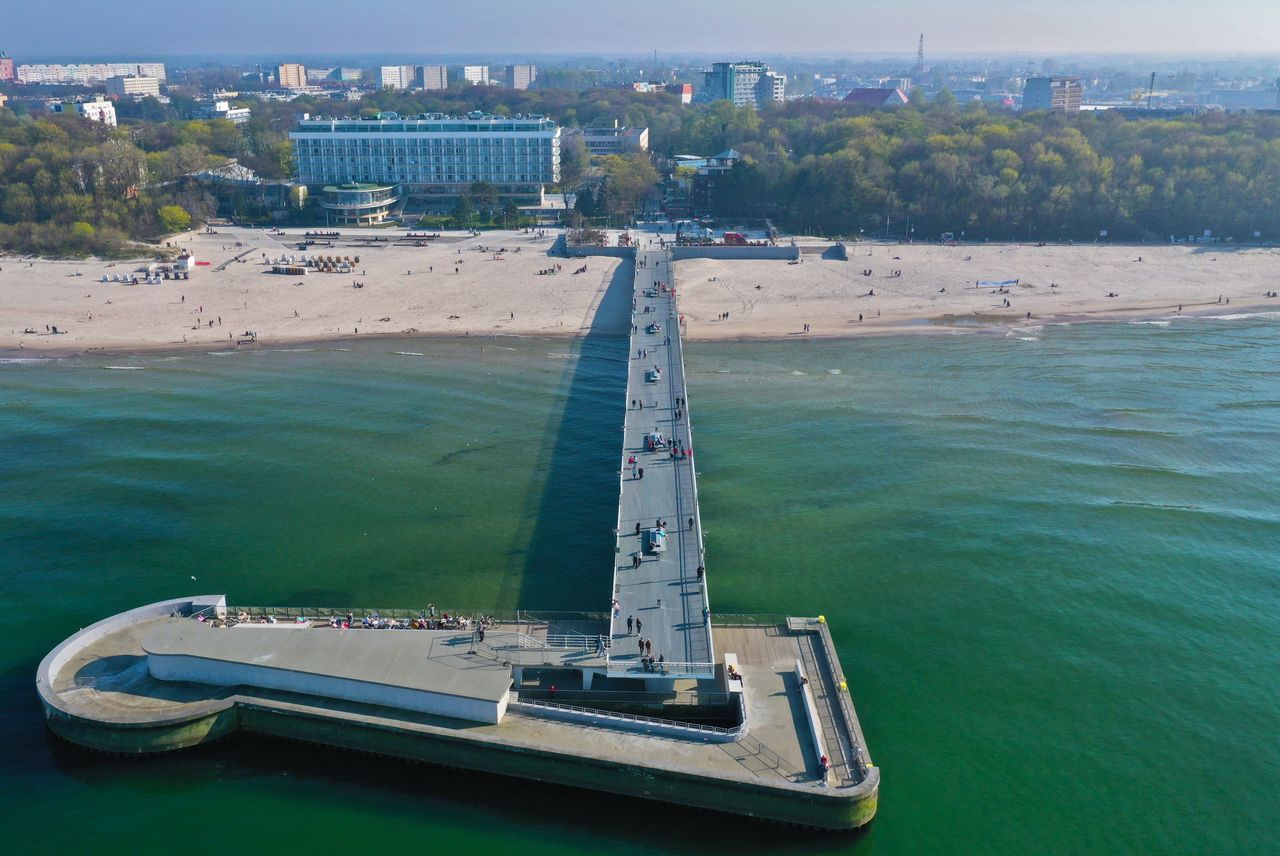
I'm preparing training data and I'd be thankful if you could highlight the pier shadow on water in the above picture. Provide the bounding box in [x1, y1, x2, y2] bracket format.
[497, 258, 634, 612]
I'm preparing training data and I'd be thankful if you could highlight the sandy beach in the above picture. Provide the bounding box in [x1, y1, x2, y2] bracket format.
[2, 227, 1277, 355]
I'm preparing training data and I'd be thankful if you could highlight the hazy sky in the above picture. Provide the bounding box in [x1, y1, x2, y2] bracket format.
[7, 0, 1280, 58]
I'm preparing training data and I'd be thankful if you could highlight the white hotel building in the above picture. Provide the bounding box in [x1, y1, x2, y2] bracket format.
[290, 112, 560, 205]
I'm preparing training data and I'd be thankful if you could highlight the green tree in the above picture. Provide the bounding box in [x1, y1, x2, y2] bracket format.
[157, 204, 192, 234]
[451, 194, 474, 228]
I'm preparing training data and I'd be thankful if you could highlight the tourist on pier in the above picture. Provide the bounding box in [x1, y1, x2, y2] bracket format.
[635, 618, 642, 634]
[627, 615, 634, 634]
[638, 638, 645, 654]
[697, 565, 704, 580]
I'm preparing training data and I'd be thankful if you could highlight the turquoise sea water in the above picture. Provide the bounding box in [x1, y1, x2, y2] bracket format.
[1, 319, 1277, 854]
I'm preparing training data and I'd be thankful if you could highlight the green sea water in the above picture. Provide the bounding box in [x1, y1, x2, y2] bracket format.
[1, 318, 1277, 854]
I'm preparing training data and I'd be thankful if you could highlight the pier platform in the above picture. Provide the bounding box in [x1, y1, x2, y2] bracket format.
[37, 597, 877, 829]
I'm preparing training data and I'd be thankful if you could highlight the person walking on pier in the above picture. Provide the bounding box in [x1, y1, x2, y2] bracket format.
[688, 517, 695, 530]
[638, 637, 645, 655]
[627, 615, 634, 634]
[635, 617, 642, 634]
[645, 639, 652, 655]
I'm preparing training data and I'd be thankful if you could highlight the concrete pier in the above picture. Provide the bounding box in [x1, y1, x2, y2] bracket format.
[35, 244, 879, 829]
[610, 248, 712, 676]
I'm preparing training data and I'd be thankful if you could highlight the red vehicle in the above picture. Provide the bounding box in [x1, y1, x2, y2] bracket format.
[723, 232, 748, 245]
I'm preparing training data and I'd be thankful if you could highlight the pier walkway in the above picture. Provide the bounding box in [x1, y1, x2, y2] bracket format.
[608, 249, 713, 677]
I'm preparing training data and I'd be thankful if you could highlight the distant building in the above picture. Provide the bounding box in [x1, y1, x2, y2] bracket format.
[17, 62, 166, 85]
[572, 123, 650, 155]
[0, 52, 14, 83]
[306, 68, 337, 84]
[842, 88, 910, 108]
[51, 97, 117, 127]
[1022, 77, 1082, 113]
[1204, 88, 1280, 111]
[700, 61, 785, 108]
[688, 148, 741, 214]
[0, 92, 9, 109]
[462, 65, 490, 86]
[290, 112, 561, 205]
[618, 81, 694, 106]
[380, 65, 417, 90]
[667, 83, 693, 105]
[420, 65, 448, 91]
[106, 76, 161, 99]
[332, 68, 364, 83]
[276, 63, 307, 90]
[507, 64, 537, 90]
[192, 100, 252, 124]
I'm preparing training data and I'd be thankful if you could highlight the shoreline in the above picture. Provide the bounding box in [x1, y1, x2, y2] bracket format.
[4, 301, 1274, 362]
[4, 228, 1278, 360]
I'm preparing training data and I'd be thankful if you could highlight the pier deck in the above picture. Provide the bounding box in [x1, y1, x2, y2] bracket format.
[609, 249, 712, 675]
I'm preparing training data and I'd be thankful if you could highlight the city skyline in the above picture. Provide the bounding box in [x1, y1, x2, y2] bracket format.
[6, 0, 1280, 57]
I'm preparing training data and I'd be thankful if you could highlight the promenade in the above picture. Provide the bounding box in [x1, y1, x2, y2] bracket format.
[609, 249, 713, 676]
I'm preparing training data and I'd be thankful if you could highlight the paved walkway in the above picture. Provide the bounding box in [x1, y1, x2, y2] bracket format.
[609, 249, 713, 676]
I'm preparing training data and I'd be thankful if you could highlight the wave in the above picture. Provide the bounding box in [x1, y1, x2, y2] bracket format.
[1218, 400, 1280, 410]
[791, 370, 807, 376]
[395, 351, 426, 357]
[104, 365, 144, 371]
[826, 369, 842, 375]
[0, 357, 57, 364]
[1129, 320, 1171, 327]
[1111, 500, 1203, 511]
[1199, 311, 1280, 321]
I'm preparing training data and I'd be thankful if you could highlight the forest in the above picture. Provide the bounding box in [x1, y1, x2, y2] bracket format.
[2, 86, 1279, 256]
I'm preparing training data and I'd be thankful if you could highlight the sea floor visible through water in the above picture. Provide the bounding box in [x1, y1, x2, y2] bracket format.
[1, 318, 1276, 855]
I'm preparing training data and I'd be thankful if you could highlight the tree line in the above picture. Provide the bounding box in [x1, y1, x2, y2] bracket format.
[4, 87, 1280, 257]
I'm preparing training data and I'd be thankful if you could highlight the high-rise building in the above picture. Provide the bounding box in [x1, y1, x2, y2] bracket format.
[106, 76, 161, 99]
[1022, 77, 1083, 113]
[506, 64, 537, 90]
[276, 63, 307, 89]
[420, 65, 448, 91]
[0, 52, 14, 83]
[462, 65, 490, 86]
[290, 112, 561, 204]
[380, 65, 417, 90]
[331, 68, 364, 82]
[699, 62, 785, 108]
[17, 62, 166, 85]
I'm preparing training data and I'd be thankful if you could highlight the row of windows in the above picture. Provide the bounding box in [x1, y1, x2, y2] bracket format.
[302, 173, 553, 185]
[293, 138, 555, 149]
[297, 156, 552, 166]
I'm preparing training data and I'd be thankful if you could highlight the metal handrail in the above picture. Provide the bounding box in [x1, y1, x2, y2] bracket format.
[514, 695, 744, 737]
[605, 659, 715, 677]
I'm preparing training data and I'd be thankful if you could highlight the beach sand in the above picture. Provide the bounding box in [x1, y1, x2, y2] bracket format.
[678, 241, 1280, 339]
[2, 228, 1277, 355]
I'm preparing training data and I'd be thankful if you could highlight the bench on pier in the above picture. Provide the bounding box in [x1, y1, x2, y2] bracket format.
[723, 653, 744, 694]
[795, 658, 834, 785]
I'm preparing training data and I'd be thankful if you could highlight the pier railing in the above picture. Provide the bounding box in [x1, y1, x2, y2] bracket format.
[605, 659, 716, 677]
[512, 693, 746, 742]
